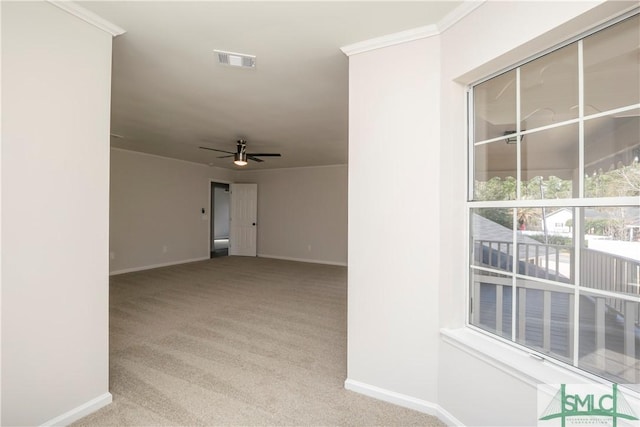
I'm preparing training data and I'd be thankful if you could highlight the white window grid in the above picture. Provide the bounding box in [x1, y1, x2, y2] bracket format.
[466, 10, 640, 374]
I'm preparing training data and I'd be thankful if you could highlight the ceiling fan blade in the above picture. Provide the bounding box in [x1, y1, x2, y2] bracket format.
[247, 155, 264, 163]
[199, 146, 235, 155]
[246, 153, 281, 157]
[217, 155, 234, 159]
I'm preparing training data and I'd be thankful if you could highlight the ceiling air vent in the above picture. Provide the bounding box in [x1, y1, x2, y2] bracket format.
[214, 50, 256, 69]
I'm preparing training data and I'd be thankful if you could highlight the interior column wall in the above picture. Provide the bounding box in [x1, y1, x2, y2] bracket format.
[1, 3, 113, 424]
[346, 36, 441, 403]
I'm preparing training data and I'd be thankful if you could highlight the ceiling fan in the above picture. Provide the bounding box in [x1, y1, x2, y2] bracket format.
[199, 139, 281, 166]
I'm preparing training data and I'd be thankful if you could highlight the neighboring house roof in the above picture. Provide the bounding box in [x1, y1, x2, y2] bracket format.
[472, 213, 556, 258]
[472, 213, 568, 281]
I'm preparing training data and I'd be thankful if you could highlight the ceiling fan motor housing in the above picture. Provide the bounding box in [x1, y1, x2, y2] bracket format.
[234, 140, 248, 165]
[236, 140, 247, 154]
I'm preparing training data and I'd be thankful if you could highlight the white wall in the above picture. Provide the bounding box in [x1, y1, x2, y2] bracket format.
[346, 36, 441, 403]
[109, 148, 234, 274]
[439, 339, 538, 426]
[110, 151, 346, 272]
[1, 2, 113, 424]
[236, 165, 348, 265]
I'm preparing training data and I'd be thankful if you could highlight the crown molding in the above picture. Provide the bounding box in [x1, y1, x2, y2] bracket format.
[340, 24, 438, 56]
[340, 0, 486, 57]
[47, 1, 126, 37]
[437, 0, 486, 33]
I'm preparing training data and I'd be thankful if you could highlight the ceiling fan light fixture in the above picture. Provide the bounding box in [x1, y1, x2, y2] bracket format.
[234, 152, 248, 166]
[504, 130, 525, 144]
[200, 139, 280, 166]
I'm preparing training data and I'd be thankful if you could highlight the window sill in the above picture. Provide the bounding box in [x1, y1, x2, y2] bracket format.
[440, 327, 629, 389]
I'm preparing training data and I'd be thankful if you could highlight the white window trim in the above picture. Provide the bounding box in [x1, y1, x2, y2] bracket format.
[467, 8, 640, 89]
[465, 10, 640, 384]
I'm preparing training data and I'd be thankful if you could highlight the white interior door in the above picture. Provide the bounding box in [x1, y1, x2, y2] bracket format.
[229, 183, 257, 256]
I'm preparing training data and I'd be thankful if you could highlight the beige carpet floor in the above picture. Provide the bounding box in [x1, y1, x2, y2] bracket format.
[73, 256, 444, 426]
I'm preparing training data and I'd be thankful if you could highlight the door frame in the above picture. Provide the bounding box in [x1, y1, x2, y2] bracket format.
[208, 179, 232, 258]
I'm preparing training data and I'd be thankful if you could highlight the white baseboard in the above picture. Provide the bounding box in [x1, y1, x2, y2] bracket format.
[40, 392, 112, 426]
[344, 379, 464, 427]
[257, 253, 347, 267]
[437, 404, 466, 427]
[109, 256, 210, 276]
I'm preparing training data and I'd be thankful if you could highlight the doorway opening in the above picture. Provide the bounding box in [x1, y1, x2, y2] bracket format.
[211, 182, 230, 258]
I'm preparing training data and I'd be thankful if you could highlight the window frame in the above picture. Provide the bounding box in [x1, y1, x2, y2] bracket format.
[465, 9, 640, 385]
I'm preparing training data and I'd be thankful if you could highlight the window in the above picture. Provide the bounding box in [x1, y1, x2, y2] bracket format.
[468, 13, 640, 386]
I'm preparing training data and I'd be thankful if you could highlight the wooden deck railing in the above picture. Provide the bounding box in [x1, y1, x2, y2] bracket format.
[472, 240, 640, 383]
[473, 240, 640, 295]
[474, 240, 570, 281]
[581, 248, 640, 296]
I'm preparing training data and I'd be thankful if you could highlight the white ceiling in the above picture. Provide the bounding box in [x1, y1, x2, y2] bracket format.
[79, 1, 463, 170]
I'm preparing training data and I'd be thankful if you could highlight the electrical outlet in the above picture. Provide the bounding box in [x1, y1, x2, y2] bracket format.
[109, 251, 115, 260]
[162, 245, 168, 253]
[307, 244, 312, 252]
